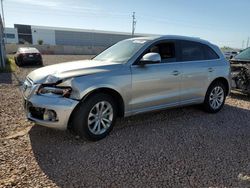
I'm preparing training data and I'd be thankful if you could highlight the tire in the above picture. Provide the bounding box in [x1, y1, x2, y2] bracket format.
[203, 81, 226, 113]
[72, 93, 117, 141]
[15, 58, 21, 66]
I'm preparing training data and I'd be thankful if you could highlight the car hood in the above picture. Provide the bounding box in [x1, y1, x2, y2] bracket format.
[27, 59, 123, 84]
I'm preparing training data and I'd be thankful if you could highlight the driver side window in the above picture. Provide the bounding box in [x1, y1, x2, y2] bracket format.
[147, 42, 176, 63]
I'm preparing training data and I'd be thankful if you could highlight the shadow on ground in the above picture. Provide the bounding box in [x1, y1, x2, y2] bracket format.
[29, 99, 250, 187]
[0, 73, 12, 84]
[230, 92, 250, 102]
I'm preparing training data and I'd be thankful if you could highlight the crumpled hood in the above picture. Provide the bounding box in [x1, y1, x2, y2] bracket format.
[27, 59, 122, 84]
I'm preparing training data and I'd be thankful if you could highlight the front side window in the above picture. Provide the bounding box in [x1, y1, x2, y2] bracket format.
[94, 39, 149, 63]
[145, 42, 176, 64]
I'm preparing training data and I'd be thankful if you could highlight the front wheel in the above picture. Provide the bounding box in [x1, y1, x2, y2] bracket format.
[72, 93, 117, 141]
[203, 82, 226, 113]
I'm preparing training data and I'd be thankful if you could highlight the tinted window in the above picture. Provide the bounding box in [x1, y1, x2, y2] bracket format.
[181, 41, 205, 61]
[203, 45, 219, 60]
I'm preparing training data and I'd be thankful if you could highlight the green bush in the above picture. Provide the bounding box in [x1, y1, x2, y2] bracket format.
[37, 39, 43, 45]
[0, 57, 17, 73]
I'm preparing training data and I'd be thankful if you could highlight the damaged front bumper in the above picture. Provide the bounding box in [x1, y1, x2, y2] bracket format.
[21, 79, 79, 130]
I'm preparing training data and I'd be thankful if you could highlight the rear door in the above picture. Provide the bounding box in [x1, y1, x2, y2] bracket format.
[178, 40, 219, 103]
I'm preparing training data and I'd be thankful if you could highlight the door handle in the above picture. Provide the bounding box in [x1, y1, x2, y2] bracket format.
[208, 68, 214, 72]
[172, 70, 180, 76]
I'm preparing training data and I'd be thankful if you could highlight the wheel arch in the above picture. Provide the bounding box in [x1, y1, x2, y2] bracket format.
[209, 77, 230, 96]
[68, 87, 125, 129]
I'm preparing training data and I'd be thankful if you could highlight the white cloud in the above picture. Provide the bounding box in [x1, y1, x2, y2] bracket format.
[9, 0, 60, 8]
[8, 0, 100, 12]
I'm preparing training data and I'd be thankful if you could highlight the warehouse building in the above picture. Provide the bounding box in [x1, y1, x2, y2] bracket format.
[10, 24, 147, 47]
[4, 27, 18, 44]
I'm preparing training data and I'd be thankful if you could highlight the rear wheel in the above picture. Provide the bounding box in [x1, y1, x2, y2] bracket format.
[203, 82, 226, 113]
[72, 93, 117, 141]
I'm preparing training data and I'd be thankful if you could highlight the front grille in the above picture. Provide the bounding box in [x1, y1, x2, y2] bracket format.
[29, 106, 44, 120]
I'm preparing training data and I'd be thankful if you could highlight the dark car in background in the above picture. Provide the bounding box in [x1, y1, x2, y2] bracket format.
[14, 47, 43, 66]
[230, 47, 250, 94]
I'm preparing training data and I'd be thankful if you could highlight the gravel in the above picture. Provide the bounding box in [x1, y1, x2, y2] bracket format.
[1, 55, 250, 187]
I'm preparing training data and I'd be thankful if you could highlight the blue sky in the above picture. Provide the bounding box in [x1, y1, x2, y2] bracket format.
[3, 0, 250, 48]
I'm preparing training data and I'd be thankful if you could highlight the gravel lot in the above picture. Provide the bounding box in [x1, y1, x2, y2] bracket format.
[1, 55, 250, 187]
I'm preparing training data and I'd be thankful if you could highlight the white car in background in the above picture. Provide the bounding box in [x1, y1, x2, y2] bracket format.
[224, 51, 238, 59]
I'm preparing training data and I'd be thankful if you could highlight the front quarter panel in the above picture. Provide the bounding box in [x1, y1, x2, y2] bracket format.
[68, 65, 131, 113]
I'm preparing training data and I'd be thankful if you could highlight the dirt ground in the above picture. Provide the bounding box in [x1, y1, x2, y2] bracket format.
[0, 55, 250, 187]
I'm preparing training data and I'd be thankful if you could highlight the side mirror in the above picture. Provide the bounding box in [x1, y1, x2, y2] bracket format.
[139, 52, 161, 65]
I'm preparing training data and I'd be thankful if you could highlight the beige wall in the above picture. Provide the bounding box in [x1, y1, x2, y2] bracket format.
[6, 44, 107, 55]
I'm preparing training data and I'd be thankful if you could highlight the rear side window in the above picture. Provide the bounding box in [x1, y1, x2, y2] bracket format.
[180, 41, 219, 61]
[181, 41, 205, 61]
[203, 45, 219, 60]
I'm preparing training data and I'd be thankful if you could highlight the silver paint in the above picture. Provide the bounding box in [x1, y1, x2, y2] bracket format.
[22, 35, 231, 130]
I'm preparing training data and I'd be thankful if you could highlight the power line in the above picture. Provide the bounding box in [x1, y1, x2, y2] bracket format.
[132, 12, 136, 37]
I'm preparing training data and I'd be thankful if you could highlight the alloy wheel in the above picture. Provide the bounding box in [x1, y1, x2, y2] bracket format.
[87, 101, 113, 135]
[209, 86, 224, 110]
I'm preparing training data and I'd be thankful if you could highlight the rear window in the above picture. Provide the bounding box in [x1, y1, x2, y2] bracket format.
[18, 48, 39, 53]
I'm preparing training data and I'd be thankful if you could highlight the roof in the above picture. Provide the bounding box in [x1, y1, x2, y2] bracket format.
[18, 47, 39, 53]
[130, 35, 212, 45]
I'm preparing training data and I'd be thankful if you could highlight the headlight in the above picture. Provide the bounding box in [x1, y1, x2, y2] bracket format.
[44, 75, 60, 84]
[37, 86, 72, 98]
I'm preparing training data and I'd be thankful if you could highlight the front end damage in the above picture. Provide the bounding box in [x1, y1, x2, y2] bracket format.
[230, 60, 250, 94]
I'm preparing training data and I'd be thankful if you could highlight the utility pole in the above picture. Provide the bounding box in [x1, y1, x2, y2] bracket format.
[0, 0, 5, 69]
[1, 0, 5, 29]
[1, 0, 5, 44]
[132, 12, 136, 37]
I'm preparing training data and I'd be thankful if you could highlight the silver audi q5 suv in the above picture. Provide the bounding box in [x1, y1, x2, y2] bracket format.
[22, 35, 231, 140]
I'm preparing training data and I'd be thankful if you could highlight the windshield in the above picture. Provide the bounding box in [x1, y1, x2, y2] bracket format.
[94, 39, 148, 63]
[234, 47, 250, 60]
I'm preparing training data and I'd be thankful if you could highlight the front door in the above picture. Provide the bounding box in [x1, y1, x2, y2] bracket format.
[130, 41, 181, 113]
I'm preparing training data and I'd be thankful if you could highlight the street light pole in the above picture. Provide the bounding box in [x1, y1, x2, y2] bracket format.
[132, 12, 136, 37]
